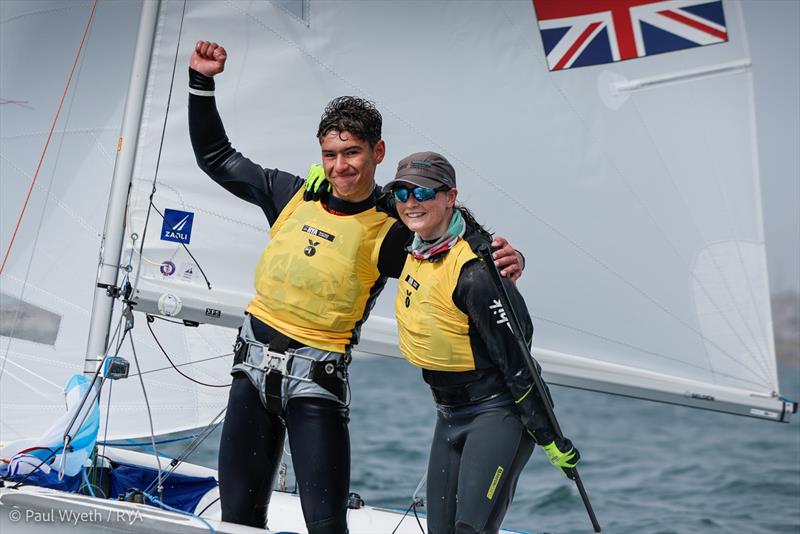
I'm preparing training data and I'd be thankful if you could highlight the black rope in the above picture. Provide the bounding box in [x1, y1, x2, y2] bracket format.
[411, 500, 425, 533]
[391, 499, 427, 534]
[196, 496, 220, 517]
[148, 314, 187, 325]
[145, 315, 230, 387]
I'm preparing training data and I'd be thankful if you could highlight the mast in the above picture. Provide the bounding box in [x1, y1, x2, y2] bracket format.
[84, 0, 161, 375]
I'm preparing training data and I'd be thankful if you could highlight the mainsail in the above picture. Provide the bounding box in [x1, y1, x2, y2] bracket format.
[127, 0, 792, 421]
[1, 0, 793, 450]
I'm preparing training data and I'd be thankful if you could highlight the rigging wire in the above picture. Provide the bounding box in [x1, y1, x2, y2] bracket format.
[128, 333, 164, 501]
[99, 434, 200, 448]
[0, 0, 98, 275]
[142, 406, 226, 496]
[131, 352, 233, 377]
[99, 379, 114, 468]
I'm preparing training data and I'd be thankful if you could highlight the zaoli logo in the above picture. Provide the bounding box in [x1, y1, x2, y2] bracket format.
[161, 209, 194, 244]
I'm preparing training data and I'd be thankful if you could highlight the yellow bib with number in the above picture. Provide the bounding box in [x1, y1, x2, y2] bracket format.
[247, 190, 394, 352]
[395, 239, 477, 371]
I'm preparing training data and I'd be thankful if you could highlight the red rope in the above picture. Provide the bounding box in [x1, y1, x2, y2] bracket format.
[0, 0, 98, 275]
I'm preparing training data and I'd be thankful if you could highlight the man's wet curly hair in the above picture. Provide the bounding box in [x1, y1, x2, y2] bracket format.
[316, 96, 382, 146]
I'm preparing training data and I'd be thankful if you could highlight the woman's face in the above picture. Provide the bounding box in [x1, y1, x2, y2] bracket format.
[394, 182, 458, 240]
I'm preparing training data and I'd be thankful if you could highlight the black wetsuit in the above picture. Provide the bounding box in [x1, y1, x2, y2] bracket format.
[399, 226, 555, 534]
[188, 69, 409, 533]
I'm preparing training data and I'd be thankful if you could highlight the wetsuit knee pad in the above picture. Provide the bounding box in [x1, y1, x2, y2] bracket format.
[452, 520, 480, 534]
[306, 515, 348, 534]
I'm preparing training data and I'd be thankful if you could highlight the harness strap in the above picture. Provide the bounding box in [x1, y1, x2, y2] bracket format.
[309, 360, 347, 402]
[233, 332, 348, 411]
[428, 371, 508, 407]
[265, 368, 284, 415]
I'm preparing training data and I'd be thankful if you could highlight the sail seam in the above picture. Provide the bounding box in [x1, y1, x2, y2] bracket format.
[0, 154, 104, 237]
[0, 126, 117, 141]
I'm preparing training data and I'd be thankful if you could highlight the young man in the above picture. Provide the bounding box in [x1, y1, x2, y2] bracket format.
[188, 41, 524, 533]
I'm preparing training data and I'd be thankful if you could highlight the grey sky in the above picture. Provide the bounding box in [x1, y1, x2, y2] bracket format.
[742, 0, 800, 293]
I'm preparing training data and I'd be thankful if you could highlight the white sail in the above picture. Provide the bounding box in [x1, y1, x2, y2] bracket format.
[0, 1, 793, 532]
[124, 0, 791, 421]
[1, 0, 792, 448]
[0, 0, 235, 443]
[0, 0, 143, 444]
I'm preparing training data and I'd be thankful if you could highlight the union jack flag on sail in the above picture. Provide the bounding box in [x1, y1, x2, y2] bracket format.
[532, 0, 728, 71]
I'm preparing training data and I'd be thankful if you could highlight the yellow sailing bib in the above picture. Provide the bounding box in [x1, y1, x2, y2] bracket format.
[247, 190, 394, 352]
[395, 239, 477, 371]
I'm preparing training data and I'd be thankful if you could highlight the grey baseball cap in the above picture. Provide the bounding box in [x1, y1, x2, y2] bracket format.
[383, 151, 456, 191]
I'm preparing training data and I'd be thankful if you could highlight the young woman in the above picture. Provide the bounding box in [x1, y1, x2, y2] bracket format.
[385, 151, 580, 533]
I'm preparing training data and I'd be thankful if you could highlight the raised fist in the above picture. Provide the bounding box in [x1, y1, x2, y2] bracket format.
[190, 40, 227, 77]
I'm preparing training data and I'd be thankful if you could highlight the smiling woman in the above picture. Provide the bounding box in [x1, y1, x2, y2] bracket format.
[384, 151, 581, 533]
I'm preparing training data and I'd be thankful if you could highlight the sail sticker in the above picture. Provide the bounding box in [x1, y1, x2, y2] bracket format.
[161, 209, 195, 244]
[302, 224, 335, 242]
[532, 0, 728, 71]
[180, 263, 195, 281]
[160, 260, 176, 276]
[157, 293, 183, 317]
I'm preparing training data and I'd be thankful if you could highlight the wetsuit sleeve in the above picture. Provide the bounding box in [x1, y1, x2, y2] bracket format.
[453, 259, 557, 444]
[188, 68, 304, 225]
[377, 221, 411, 279]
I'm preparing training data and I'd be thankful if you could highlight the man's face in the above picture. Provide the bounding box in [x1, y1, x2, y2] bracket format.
[320, 131, 385, 202]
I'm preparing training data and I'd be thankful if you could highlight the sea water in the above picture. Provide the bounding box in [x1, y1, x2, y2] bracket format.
[172, 357, 800, 534]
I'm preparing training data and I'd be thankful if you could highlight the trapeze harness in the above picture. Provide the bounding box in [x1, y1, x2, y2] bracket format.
[231, 315, 349, 414]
